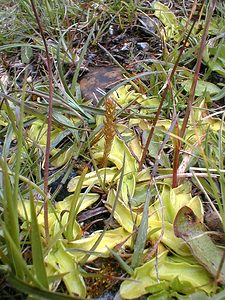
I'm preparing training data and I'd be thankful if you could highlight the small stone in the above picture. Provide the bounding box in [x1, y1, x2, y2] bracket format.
[109, 25, 114, 35]
[136, 42, 150, 51]
[79, 66, 124, 102]
[27, 76, 32, 83]
[121, 42, 131, 51]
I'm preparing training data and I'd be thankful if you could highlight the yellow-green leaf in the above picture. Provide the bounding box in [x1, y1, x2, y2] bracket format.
[106, 189, 141, 233]
[153, 182, 204, 224]
[67, 227, 130, 262]
[153, 2, 179, 40]
[182, 79, 221, 96]
[120, 251, 213, 299]
[67, 167, 118, 192]
[55, 193, 99, 214]
[45, 241, 86, 298]
[93, 136, 137, 202]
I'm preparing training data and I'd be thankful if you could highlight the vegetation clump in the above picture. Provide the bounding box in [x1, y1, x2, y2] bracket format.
[0, 0, 225, 299]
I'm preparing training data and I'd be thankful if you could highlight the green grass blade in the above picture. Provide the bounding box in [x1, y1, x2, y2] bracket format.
[131, 184, 151, 268]
[8, 275, 81, 300]
[30, 191, 49, 289]
[70, 25, 95, 96]
[2, 123, 13, 158]
[107, 247, 133, 276]
[56, 26, 92, 120]
[0, 158, 21, 276]
[0, 169, 46, 198]
[2, 224, 42, 287]
[13, 71, 27, 223]
[65, 167, 88, 241]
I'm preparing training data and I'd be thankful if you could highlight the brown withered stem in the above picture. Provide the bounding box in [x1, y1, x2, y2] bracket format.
[102, 98, 116, 167]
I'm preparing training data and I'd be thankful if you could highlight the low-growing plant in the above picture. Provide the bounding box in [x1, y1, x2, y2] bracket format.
[0, 0, 225, 299]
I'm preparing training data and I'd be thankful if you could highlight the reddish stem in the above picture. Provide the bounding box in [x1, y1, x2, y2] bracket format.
[180, 1, 216, 138]
[30, 0, 53, 240]
[138, 20, 196, 171]
[172, 0, 217, 187]
[172, 121, 181, 188]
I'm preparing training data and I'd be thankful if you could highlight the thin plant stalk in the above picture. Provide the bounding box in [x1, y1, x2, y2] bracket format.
[180, 1, 217, 138]
[132, 116, 177, 267]
[219, 113, 225, 229]
[138, 18, 197, 171]
[30, 0, 54, 241]
[172, 120, 181, 187]
[173, 0, 217, 187]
